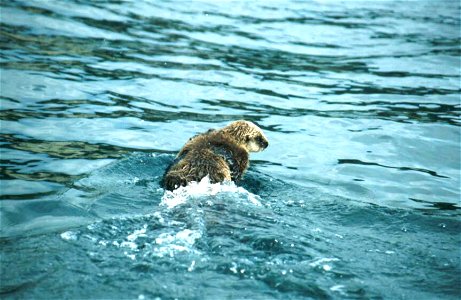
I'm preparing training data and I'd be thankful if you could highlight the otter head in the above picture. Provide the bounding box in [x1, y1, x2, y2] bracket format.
[220, 120, 269, 152]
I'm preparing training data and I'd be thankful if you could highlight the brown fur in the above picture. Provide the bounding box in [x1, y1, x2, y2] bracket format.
[162, 120, 269, 191]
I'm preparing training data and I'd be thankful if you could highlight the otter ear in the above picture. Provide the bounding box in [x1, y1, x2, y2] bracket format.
[245, 135, 251, 142]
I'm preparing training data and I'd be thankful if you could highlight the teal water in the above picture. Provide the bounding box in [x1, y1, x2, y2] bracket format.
[1, 1, 460, 299]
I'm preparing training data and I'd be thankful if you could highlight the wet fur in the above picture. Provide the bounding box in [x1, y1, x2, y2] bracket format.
[162, 121, 268, 191]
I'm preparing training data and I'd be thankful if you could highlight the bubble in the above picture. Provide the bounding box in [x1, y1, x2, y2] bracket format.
[230, 262, 238, 274]
[188, 260, 196, 272]
[124, 252, 136, 260]
[330, 285, 346, 294]
[60, 231, 78, 241]
[309, 257, 339, 268]
[127, 225, 147, 242]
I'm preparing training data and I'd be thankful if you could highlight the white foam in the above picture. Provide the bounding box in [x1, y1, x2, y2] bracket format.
[229, 262, 238, 274]
[124, 252, 136, 260]
[309, 257, 340, 267]
[153, 229, 202, 257]
[127, 224, 147, 241]
[330, 284, 347, 296]
[120, 241, 138, 250]
[187, 260, 196, 272]
[160, 175, 262, 208]
[322, 264, 332, 271]
[60, 230, 78, 241]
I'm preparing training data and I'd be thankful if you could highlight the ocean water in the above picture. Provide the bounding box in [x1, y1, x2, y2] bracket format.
[1, 0, 460, 299]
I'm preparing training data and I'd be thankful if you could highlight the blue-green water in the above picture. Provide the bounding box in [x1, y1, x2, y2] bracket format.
[1, 1, 460, 299]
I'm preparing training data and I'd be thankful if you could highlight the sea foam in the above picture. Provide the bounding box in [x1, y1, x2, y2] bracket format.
[160, 175, 262, 209]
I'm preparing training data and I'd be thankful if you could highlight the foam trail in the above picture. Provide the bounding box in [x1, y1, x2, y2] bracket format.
[160, 175, 262, 208]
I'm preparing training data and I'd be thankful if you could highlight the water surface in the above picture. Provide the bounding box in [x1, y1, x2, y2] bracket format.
[1, 1, 460, 299]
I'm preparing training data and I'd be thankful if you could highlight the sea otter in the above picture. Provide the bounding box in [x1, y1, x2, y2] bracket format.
[162, 120, 269, 191]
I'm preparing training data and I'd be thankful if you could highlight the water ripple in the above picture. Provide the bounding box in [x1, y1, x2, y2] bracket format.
[1, 1, 460, 299]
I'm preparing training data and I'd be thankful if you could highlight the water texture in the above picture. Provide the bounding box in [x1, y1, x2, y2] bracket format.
[0, 0, 460, 299]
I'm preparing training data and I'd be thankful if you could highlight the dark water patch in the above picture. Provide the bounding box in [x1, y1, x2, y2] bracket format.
[338, 158, 450, 179]
[373, 70, 461, 79]
[1, 168, 84, 186]
[1, 135, 135, 159]
[410, 198, 461, 211]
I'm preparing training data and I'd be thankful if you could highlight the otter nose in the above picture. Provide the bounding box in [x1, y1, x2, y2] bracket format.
[261, 139, 269, 149]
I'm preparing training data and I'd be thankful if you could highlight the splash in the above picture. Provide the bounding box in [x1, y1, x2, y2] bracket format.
[59, 176, 264, 262]
[153, 229, 202, 258]
[160, 175, 262, 208]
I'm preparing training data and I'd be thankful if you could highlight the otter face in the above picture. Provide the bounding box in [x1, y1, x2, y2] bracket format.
[221, 120, 269, 152]
[245, 133, 269, 152]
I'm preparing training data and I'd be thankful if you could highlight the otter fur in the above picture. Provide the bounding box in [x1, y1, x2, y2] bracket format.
[162, 120, 269, 191]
